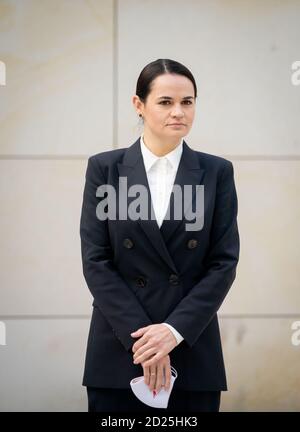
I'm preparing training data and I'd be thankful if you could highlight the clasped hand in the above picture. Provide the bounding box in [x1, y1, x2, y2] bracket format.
[130, 323, 177, 367]
[131, 324, 177, 393]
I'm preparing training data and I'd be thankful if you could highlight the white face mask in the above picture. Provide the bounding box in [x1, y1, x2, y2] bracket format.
[130, 366, 178, 409]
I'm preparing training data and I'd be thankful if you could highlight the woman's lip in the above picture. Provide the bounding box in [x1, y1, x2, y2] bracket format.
[168, 123, 185, 126]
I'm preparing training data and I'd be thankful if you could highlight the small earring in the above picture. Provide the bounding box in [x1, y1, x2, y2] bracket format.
[139, 113, 143, 118]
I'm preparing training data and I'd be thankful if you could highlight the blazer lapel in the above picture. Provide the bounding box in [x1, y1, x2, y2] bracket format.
[160, 142, 205, 243]
[117, 137, 205, 274]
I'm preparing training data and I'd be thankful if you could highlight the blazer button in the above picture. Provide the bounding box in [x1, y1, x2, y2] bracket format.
[135, 276, 147, 287]
[187, 239, 198, 249]
[123, 238, 134, 249]
[169, 274, 179, 285]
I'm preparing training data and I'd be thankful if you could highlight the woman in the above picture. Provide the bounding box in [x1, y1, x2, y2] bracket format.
[80, 59, 240, 412]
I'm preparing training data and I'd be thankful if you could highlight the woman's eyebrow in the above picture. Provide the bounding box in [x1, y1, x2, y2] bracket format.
[156, 96, 194, 100]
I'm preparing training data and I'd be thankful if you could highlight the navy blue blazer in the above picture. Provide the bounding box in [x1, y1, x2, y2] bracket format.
[80, 137, 240, 391]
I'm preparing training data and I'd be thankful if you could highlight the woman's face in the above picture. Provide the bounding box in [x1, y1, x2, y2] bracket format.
[134, 73, 196, 141]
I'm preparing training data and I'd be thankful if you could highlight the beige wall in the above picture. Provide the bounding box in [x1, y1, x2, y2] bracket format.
[0, 0, 299, 411]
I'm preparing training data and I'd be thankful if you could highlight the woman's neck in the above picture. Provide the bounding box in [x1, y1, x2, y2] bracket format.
[142, 131, 181, 156]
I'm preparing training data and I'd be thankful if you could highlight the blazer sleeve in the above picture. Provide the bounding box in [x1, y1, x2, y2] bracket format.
[80, 156, 153, 352]
[164, 160, 240, 348]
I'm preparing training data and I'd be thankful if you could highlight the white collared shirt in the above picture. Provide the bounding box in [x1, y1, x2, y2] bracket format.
[140, 133, 184, 346]
[140, 133, 183, 228]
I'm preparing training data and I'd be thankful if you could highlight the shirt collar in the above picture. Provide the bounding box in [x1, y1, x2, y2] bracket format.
[140, 133, 183, 173]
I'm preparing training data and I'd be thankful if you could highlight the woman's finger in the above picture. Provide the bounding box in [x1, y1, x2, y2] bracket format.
[149, 365, 157, 391]
[143, 351, 163, 368]
[164, 362, 172, 391]
[154, 362, 164, 393]
[133, 340, 152, 360]
[134, 346, 157, 364]
[143, 365, 150, 386]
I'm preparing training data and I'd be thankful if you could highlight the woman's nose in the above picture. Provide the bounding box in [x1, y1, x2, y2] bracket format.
[171, 106, 184, 117]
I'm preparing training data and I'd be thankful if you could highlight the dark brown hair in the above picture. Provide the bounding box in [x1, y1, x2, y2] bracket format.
[136, 59, 197, 103]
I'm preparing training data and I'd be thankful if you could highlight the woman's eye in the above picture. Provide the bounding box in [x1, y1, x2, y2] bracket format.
[159, 100, 192, 105]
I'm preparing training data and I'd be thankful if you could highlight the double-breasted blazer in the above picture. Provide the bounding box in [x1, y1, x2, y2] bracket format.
[79, 136, 240, 391]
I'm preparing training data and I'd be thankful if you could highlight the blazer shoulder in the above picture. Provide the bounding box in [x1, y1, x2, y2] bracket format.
[87, 147, 129, 177]
[88, 147, 126, 166]
[193, 149, 234, 173]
